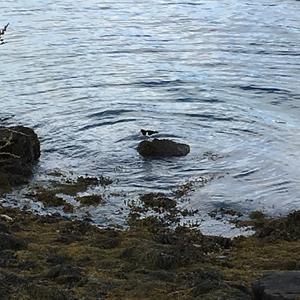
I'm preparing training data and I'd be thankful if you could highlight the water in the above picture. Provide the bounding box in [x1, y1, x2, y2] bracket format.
[1, 0, 300, 234]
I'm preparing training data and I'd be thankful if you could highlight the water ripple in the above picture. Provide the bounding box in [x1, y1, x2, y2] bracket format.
[1, 0, 300, 226]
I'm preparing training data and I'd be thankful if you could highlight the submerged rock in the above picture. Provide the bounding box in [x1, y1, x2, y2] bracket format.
[0, 126, 40, 194]
[137, 138, 190, 157]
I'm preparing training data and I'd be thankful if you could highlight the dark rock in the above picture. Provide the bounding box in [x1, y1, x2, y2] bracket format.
[0, 233, 26, 251]
[252, 271, 300, 299]
[0, 221, 10, 234]
[137, 138, 190, 157]
[0, 126, 40, 164]
[0, 126, 40, 193]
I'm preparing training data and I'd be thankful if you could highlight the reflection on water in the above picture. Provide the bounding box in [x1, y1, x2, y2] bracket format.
[1, 0, 300, 233]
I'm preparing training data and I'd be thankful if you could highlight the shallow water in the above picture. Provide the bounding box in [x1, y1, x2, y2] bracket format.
[1, 0, 300, 234]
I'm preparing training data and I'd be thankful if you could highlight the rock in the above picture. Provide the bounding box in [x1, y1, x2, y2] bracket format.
[0, 233, 26, 250]
[0, 126, 40, 193]
[137, 138, 190, 157]
[252, 271, 300, 299]
[0, 221, 10, 233]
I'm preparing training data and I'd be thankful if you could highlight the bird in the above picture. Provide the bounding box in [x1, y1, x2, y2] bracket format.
[141, 129, 159, 136]
[0, 23, 9, 35]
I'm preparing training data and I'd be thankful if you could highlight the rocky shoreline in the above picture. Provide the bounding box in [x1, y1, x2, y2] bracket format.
[0, 126, 300, 299]
[1, 201, 300, 299]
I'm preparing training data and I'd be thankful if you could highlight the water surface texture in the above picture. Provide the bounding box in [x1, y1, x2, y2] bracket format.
[1, 0, 300, 226]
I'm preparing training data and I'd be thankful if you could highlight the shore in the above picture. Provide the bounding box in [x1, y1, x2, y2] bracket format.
[1, 197, 300, 299]
[1, 126, 300, 299]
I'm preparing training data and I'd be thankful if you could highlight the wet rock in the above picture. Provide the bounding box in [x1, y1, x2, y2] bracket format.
[0, 126, 40, 193]
[137, 138, 190, 157]
[140, 193, 177, 211]
[35, 189, 67, 207]
[252, 271, 300, 299]
[1, 126, 40, 161]
[76, 194, 104, 206]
